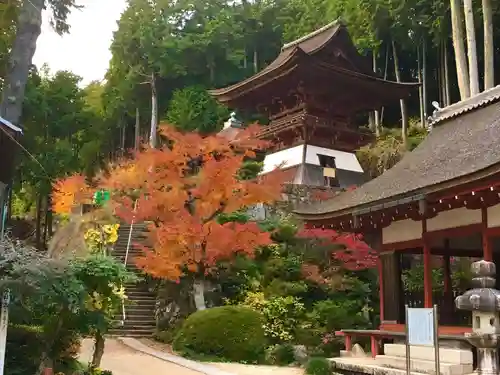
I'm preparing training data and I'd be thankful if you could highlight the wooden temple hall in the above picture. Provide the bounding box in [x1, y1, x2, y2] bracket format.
[211, 21, 417, 189]
[295, 86, 500, 371]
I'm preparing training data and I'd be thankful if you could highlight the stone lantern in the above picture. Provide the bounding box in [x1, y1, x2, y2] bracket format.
[455, 260, 500, 375]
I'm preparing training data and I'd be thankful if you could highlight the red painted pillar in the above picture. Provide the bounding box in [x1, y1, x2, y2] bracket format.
[443, 255, 451, 293]
[482, 207, 492, 261]
[378, 256, 385, 322]
[422, 220, 432, 308]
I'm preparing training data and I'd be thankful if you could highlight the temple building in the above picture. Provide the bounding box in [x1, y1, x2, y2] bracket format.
[212, 21, 417, 189]
[294, 86, 500, 374]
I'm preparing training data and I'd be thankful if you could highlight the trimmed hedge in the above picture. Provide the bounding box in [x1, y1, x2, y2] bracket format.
[173, 306, 267, 363]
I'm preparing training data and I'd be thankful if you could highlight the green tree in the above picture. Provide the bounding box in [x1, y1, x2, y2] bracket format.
[165, 85, 230, 133]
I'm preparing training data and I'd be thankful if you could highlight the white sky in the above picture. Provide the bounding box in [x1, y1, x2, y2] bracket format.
[33, 0, 128, 86]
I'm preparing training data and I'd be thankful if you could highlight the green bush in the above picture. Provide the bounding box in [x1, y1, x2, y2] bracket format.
[173, 306, 267, 363]
[305, 357, 331, 375]
[6, 325, 44, 375]
[266, 343, 296, 365]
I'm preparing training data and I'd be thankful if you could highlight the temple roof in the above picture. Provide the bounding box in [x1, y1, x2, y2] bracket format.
[295, 86, 500, 219]
[209, 21, 418, 108]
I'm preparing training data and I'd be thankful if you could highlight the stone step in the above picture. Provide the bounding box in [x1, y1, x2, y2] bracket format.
[108, 329, 154, 337]
[125, 299, 156, 308]
[383, 344, 473, 365]
[114, 314, 155, 320]
[333, 357, 432, 375]
[126, 296, 155, 302]
[375, 355, 473, 375]
[113, 321, 156, 328]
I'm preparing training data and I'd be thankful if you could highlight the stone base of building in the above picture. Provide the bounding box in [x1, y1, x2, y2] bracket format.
[332, 343, 473, 375]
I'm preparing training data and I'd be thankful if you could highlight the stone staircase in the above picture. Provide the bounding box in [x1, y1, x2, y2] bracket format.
[109, 223, 157, 337]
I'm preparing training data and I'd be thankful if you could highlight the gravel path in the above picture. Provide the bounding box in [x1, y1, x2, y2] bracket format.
[79, 338, 203, 375]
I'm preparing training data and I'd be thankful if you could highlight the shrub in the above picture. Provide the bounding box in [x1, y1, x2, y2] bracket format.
[241, 292, 305, 343]
[305, 357, 331, 375]
[74, 365, 113, 375]
[6, 325, 44, 375]
[173, 306, 267, 363]
[265, 343, 296, 365]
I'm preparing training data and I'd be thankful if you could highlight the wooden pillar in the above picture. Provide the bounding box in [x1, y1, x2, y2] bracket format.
[422, 219, 433, 308]
[378, 256, 385, 322]
[443, 250, 453, 325]
[443, 254, 451, 293]
[380, 251, 401, 322]
[482, 207, 492, 261]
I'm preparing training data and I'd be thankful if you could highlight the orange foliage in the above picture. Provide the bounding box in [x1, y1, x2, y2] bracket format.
[52, 174, 91, 214]
[102, 124, 285, 280]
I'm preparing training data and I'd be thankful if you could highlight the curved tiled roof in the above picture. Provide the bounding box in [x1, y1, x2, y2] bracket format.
[295, 97, 500, 219]
[209, 21, 416, 104]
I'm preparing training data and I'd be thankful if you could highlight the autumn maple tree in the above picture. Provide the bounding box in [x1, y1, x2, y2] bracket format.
[297, 227, 378, 287]
[87, 124, 281, 305]
[52, 174, 91, 215]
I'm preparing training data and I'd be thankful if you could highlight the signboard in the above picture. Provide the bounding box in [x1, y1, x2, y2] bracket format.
[0, 290, 10, 375]
[405, 305, 440, 375]
[407, 307, 435, 346]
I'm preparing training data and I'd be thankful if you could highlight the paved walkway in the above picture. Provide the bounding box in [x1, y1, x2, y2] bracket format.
[80, 337, 303, 375]
[79, 338, 204, 375]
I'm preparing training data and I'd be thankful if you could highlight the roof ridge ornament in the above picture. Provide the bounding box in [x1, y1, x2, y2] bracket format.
[281, 19, 341, 51]
[222, 112, 243, 130]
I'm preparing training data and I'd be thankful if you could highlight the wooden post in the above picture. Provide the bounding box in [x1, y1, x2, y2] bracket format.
[378, 256, 385, 321]
[482, 207, 492, 261]
[423, 219, 432, 308]
[443, 254, 451, 293]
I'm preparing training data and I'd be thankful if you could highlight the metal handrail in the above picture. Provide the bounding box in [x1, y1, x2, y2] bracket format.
[121, 199, 138, 325]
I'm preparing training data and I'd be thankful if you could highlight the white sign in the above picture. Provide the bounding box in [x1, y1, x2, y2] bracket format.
[407, 307, 435, 346]
[0, 290, 10, 375]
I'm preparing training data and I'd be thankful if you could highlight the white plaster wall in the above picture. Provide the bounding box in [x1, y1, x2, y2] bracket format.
[262, 144, 364, 174]
[262, 145, 304, 174]
[426, 207, 481, 232]
[487, 203, 500, 228]
[304, 145, 364, 172]
[382, 219, 422, 244]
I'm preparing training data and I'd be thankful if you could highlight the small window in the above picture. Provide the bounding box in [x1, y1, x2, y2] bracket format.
[318, 154, 336, 168]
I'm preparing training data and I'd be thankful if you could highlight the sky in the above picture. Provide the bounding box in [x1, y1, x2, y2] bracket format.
[33, 0, 128, 86]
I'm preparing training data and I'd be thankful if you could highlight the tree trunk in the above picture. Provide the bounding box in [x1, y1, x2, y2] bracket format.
[134, 107, 140, 151]
[380, 44, 390, 125]
[392, 40, 408, 148]
[149, 72, 158, 148]
[372, 51, 380, 136]
[253, 49, 258, 73]
[464, 0, 480, 96]
[482, 0, 494, 90]
[91, 330, 105, 368]
[422, 38, 428, 123]
[120, 121, 125, 156]
[444, 42, 451, 106]
[0, 0, 44, 125]
[35, 193, 43, 250]
[450, 0, 470, 99]
[193, 279, 207, 311]
[47, 194, 53, 237]
[42, 196, 49, 249]
[418, 45, 425, 128]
